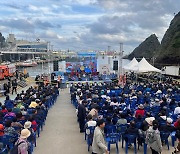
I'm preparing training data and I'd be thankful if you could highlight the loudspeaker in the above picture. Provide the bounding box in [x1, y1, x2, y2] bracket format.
[113, 61, 118, 70]
[53, 61, 59, 71]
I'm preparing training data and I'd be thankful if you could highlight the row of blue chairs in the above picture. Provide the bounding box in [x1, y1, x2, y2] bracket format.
[0, 90, 59, 154]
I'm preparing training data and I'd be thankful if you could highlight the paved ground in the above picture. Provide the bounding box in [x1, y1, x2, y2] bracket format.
[34, 88, 87, 154]
[33, 88, 176, 154]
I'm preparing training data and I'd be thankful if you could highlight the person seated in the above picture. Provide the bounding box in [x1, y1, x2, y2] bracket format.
[0, 111, 4, 122]
[4, 108, 16, 118]
[160, 97, 168, 108]
[12, 103, 21, 114]
[159, 118, 176, 133]
[116, 113, 127, 125]
[174, 103, 180, 115]
[157, 110, 167, 125]
[11, 117, 23, 133]
[28, 116, 37, 132]
[85, 114, 96, 136]
[20, 106, 27, 116]
[89, 105, 99, 120]
[29, 100, 38, 109]
[16, 129, 31, 154]
[85, 114, 97, 128]
[135, 115, 144, 123]
[135, 104, 145, 118]
[110, 98, 119, 106]
[124, 121, 139, 145]
[125, 121, 139, 136]
[1, 105, 8, 114]
[24, 121, 35, 143]
[4, 120, 18, 143]
[4, 96, 14, 109]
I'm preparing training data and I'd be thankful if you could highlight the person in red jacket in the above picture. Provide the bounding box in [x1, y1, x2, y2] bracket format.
[135, 104, 145, 118]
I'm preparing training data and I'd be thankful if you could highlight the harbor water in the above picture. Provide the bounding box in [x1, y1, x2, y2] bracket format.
[19, 59, 130, 77]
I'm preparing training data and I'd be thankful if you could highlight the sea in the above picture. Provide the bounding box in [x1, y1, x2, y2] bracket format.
[19, 59, 130, 77]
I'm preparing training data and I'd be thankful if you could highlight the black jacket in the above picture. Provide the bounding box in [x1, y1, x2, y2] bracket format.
[77, 104, 86, 121]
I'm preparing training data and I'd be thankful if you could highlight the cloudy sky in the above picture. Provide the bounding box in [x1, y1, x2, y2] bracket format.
[0, 0, 179, 54]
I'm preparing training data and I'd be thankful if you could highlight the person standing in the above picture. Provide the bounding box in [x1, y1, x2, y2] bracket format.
[146, 120, 162, 154]
[92, 119, 109, 154]
[77, 100, 87, 133]
[12, 79, 17, 95]
[3, 83, 8, 96]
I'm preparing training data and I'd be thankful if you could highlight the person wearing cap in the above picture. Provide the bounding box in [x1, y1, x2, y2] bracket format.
[16, 129, 31, 154]
[92, 119, 109, 154]
[135, 104, 145, 118]
[29, 101, 38, 108]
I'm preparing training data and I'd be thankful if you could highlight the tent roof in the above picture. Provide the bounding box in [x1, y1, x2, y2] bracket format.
[137, 57, 161, 73]
[123, 58, 139, 71]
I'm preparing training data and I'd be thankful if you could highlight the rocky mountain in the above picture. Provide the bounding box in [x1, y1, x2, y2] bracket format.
[156, 12, 180, 64]
[127, 34, 160, 60]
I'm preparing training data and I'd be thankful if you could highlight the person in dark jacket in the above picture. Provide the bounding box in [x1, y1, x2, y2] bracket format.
[124, 120, 139, 144]
[159, 118, 176, 133]
[4, 96, 14, 109]
[125, 121, 139, 135]
[12, 79, 18, 95]
[77, 100, 87, 133]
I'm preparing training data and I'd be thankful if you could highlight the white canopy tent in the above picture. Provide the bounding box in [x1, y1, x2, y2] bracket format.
[123, 57, 139, 71]
[137, 57, 161, 73]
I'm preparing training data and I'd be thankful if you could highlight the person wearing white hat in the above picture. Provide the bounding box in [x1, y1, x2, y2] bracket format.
[174, 103, 180, 115]
[16, 129, 31, 154]
[24, 121, 35, 143]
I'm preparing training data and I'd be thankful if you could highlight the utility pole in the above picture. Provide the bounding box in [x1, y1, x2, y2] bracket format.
[119, 43, 123, 76]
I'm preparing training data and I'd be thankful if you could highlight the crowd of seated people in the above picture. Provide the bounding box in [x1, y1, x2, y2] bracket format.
[70, 80, 180, 153]
[0, 83, 59, 153]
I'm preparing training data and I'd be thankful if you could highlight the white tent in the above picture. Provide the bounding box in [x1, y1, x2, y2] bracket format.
[137, 57, 161, 73]
[123, 57, 139, 71]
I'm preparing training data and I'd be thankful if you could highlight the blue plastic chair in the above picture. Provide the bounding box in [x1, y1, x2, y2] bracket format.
[105, 125, 117, 136]
[171, 131, 176, 147]
[160, 131, 170, 150]
[124, 134, 137, 154]
[106, 133, 119, 154]
[86, 126, 95, 151]
[116, 124, 127, 143]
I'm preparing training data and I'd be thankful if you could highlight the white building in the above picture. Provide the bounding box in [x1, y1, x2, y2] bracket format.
[97, 52, 123, 75]
[162, 66, 180, 76]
